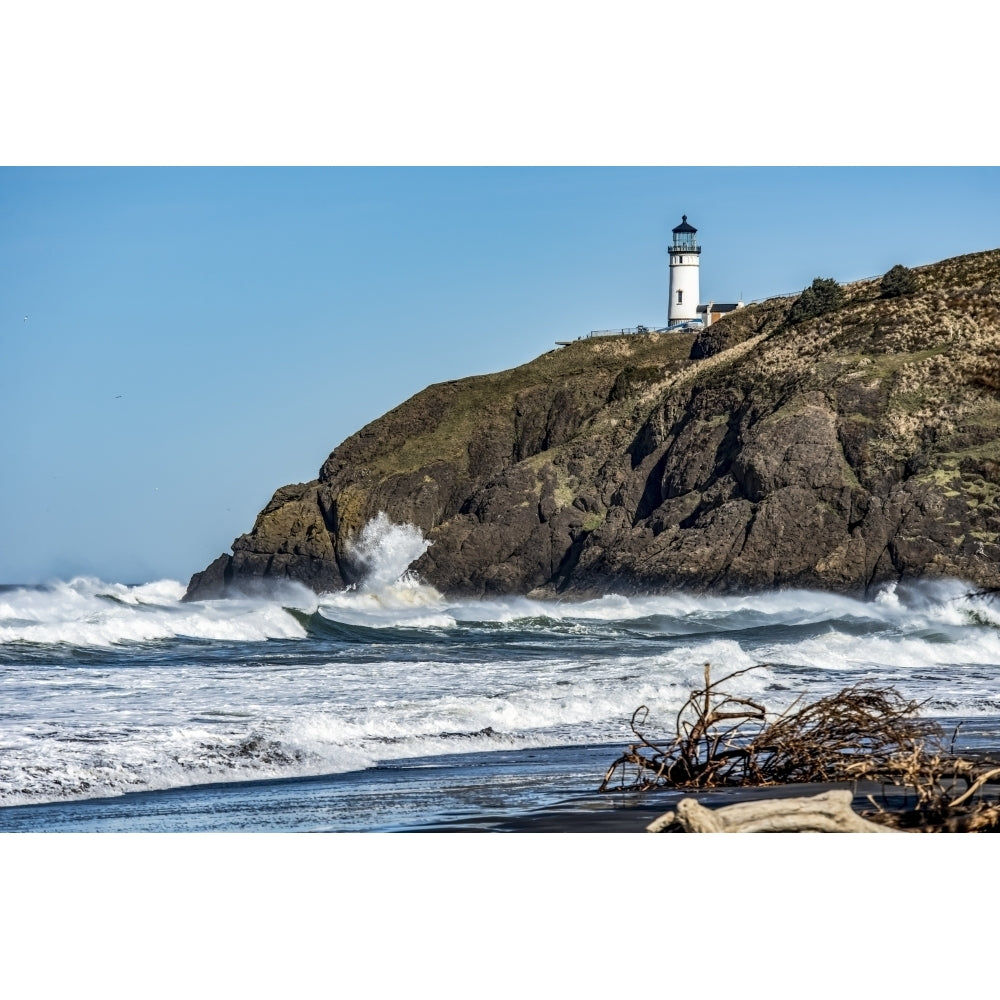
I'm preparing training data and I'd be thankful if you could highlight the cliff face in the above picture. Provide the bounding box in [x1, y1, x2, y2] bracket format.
[185, 249, 1000, 601]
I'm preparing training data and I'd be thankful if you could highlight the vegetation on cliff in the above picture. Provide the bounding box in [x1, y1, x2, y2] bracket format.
[880, 263, 919, 299]
[786, 276, 844, 324]
[186, 248, 1000, 601]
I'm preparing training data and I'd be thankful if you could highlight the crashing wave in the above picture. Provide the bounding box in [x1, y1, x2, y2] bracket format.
[317, 514, 453, 628]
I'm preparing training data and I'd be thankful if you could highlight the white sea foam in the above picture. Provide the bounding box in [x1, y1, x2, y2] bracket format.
[0, 577, 307, 646]
[0, 630, 772, 805]
[759, 629, 1000, 672]
[317, 582, 455, 630]
[3, 563, 1000, 807]
[4, 567, 994, 646]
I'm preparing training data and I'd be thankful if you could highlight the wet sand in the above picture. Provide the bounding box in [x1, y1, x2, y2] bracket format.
[417, 779, 924, 831]
[0, 737, 931, 833]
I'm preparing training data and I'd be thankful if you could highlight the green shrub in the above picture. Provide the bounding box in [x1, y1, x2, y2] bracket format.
[881, 264, 919, 298]
[787, 277, 844, 324]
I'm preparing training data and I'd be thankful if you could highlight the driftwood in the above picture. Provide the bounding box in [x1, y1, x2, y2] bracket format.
[646, 790, 894, 833]
[603, 663, 1000, 832]
[600, 663, 932, 792]
[857, 746, 1000, 832]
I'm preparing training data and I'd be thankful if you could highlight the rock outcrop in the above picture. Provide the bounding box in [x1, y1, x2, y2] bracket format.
[185, 249, 1000, 601]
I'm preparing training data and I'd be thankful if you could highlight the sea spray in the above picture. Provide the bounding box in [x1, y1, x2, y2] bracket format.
[347, 512, 432, 592]
[316, 514, 453, 628]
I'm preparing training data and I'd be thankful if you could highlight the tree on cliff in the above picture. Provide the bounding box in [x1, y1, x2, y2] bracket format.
[787, 277, 844, 324]
[880, 264, 919, 298]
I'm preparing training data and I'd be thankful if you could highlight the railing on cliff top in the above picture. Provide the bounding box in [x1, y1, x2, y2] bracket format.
[572, 272, 890, 343]
[586, 325, 669, 337]
[745, 271, 885, 305]
[584, 320, 705, 337]
[557, 326, 670, 344]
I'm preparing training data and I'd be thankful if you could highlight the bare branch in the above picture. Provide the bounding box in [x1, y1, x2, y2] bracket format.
[601, 661, 1000, 831]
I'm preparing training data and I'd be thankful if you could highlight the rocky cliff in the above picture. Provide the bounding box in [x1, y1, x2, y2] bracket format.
[185, 249, 1000, 601]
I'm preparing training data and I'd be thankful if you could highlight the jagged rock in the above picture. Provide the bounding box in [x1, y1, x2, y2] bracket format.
[185, 249, 1000, 601]
[184, 553, 233, 601]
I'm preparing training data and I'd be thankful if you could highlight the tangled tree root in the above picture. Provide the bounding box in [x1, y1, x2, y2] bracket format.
[602, 663, 1000, 832]
[857, 747, 1000, 832]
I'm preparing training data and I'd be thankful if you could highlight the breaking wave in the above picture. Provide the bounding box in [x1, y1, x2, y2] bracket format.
[318, 512, 449, 628]
[3, 522, 1000, 808]
[348, 512, 431, 592]
[0, 576, 312, 648]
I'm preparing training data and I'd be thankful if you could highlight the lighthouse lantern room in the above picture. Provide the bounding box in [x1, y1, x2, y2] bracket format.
[668, 214, 701, 325]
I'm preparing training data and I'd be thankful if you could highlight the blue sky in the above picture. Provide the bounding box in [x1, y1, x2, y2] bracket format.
[2, 166, 997, 584]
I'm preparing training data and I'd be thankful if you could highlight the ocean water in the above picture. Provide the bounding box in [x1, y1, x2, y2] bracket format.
[3, 516, 1000, 831]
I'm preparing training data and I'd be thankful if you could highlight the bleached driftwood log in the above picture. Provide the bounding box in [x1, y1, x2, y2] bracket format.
[646, 789, 895, 833]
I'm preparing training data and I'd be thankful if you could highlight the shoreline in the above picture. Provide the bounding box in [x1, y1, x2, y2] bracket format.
[415, 780, 928, 832]
[0, 740, 956, 833]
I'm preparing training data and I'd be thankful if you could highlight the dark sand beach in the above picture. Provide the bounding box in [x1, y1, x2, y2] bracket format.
[0, 739, 954, 833]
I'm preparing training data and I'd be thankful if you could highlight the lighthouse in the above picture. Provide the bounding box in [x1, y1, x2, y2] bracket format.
[668, 214, 701, 325]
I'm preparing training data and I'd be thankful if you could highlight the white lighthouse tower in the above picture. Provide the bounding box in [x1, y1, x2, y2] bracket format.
[668, 214, 701, 326]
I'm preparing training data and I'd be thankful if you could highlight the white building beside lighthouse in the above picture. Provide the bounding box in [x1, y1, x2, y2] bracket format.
[668, 214, 700, 325]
